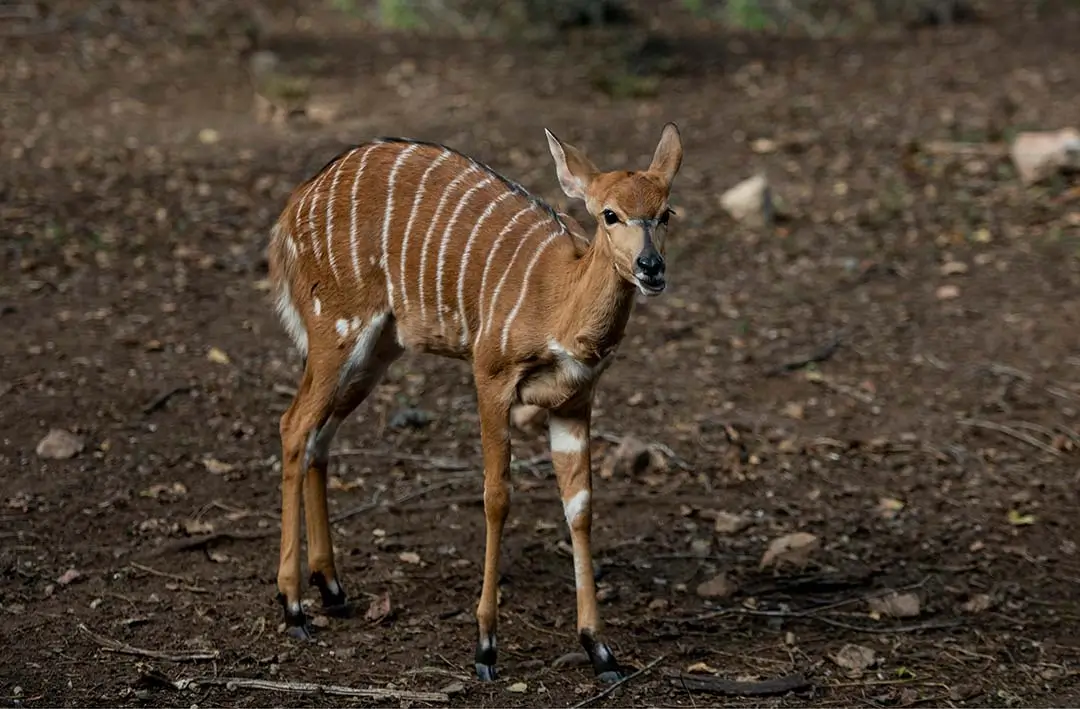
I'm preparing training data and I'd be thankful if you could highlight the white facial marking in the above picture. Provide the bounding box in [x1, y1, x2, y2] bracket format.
[307, 166, 332, 263]
[335, 319, 349, 337]
[419, 166, 477, 326]
[381, 144, 420, 312]
[474, 206, 532, 346]
[400, 150, 451, 315]
[562, 489, 590, 527]
[348, 145, 378, 285]
[549, 417, 587, 454]
[500, 231, 561, 353]
[457, 192, 511, 348]
[435, 176, 493, 335]
[313, 297, 322, 317]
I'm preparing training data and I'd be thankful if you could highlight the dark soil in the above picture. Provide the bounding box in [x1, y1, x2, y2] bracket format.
[3, 1, 1080, 707]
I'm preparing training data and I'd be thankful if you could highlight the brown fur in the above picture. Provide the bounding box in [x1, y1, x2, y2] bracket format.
[266, 123, 683, 679]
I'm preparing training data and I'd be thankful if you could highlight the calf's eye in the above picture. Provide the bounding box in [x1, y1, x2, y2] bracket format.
[602, 209, 619, 226]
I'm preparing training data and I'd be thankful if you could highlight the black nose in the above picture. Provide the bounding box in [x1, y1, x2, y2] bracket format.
[635, 251, 664, 278]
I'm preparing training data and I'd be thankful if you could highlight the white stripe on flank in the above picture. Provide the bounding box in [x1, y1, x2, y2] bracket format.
[348, 145, 378, 286]
[381, 144, 420, 313]
[418, 166, 477, 325]
[435, 176, 493, 335]
[399, 150, 450, 316]
[474, 207, 537, 347]
[457, 191, 511, 348]
[324, 157, 349, 283]
[549, 417, 587, 454]
[499, 230, 562, 353]
[308, 165, 335, 263]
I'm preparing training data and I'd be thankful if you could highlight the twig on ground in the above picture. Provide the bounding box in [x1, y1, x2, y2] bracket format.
[127, 562, 208, 593]
[675, 673, 812, 697]
[571, 655, 666, 709]
[957, 418, 1062, 457]
[145, 529, 275, 558]
[765, 336, 842, 377]
[142, 385, 193, 415]
[78, 624, 219, 662]
[332, 477, 465, 523]
[335, 448, 473, 471]
[593, 430, 692, 471]
[174, 676, 448, 703]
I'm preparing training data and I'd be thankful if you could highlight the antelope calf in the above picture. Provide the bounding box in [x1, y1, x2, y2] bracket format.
[267, 123, 683, 682]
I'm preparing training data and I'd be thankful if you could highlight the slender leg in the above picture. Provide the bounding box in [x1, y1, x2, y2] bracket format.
[548, 402, 624, 682]
[472, 372, 514, 682]
[277, 358, 338, 639]
[304, 417, 349, 614]
[304, 317, 404, 618]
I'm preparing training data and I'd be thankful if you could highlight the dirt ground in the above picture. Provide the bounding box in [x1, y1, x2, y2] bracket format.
[3, 1, 1080, 706]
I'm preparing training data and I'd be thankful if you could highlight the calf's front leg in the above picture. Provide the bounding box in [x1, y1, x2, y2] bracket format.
[548, 403, 624, 682]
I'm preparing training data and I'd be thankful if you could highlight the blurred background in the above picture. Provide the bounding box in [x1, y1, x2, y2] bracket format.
[2, 1, 1080, 706]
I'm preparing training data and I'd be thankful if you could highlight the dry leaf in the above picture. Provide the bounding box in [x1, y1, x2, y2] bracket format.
[600, 436, 664, 479]
[877, 497, 905, 519]
[202, 457, 234, 475]
[1007, 509, 1036, 526]
[831, 643, 876, 674]
[57, 568, 82, 586]
[696, 574, 737, 599]
[686, 661, 720, 674]
[365, 592, 393, 623]
[940, 260, 969, 275]
[867, 592, 921, 618]
[207, 550, 229, 563]
[720, 173, 773, 226]
[398, 551, 421, 565]
[759, 532, 820, 570]
[708, 511, 751, 535]
[206, 347, 231, 365]
[198, 128, 220, 144]
[781, 401, 805, 420]
[507, 682, 528, 693]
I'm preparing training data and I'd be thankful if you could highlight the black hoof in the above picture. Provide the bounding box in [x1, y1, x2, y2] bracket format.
[580, 631, 623, 681]
[475, 635, 498, 682]
[310, 571, 350, 616]
[475, 662, 498, 682]
[277, 592, 312, 640]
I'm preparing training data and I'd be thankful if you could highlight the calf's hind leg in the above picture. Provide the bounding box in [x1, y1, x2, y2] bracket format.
[276, 314, 402, 636]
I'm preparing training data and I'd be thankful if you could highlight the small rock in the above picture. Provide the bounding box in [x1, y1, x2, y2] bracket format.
[690, 538, 712, 556]
[720, 173, 773, 226]
[961, 593, 994, 613]
[936, 284, 960, 300]
[206, 346, 230, 365]
[57, 568, 82, 586]
[695, 573, 737, 599]
[1010, 127, 1080, 185]
[940, 260, 969, 276]
[686, 661, 720, 674]
[599, 436, 664, 479]
[398, 551, 422, 564]
[310, 615, 330, 628]
[507, 681, 528, 693]
[648, 597, 669, 611]
[36, 429, 84, 460]
[201, 457, 235, 475]
[198, 128, 220, 145]
[867, 592, 921, 618]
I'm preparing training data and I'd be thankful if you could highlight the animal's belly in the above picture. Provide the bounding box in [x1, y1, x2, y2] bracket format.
[516, 354, 613, 411]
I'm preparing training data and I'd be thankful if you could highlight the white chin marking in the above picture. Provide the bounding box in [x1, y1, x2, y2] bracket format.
[563, 489, 590, 527]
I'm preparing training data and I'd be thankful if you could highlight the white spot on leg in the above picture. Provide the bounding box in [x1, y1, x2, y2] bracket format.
[550, 417, 587, 454]
[335, 319, 349, 338]
[562, 489, 590, 527]
[289, 600, 303, 616]
[325, 578, 341, 596]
